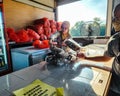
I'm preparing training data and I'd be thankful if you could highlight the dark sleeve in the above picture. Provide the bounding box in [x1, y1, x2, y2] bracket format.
[49, 32, 60, 49]
[50, 32, 60, 41]
[111, 28, 116, 35]
[106, 33, 120, 57]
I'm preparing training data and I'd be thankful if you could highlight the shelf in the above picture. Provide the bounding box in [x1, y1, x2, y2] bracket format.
[0, 65, 8, 72]
[9, 42, 33, 48]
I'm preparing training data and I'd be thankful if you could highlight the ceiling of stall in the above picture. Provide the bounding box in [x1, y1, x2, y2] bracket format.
[56, 0, 80, 6]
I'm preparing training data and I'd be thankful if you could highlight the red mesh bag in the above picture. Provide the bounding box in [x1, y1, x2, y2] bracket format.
[33, 40, 49, 49]
[42, 40, 50, 48]
[49, 20, 56, 28]
[34, 24, 44, 35]
[8, 33, 20, 42]
[6, 28, 20, 42]
[16, 29, 30, 43]
[42, 17, 50, 27]
[39, 34, 47, 41]
[56, 22, 62, 31]
[51, 27, 57, 34]
[34, 17, 50, 27]
[6, 28, 15, 35]
[27, 28, 40, 40]
[44, 27, 51, 39]
[26, 25, 35, 30]
[33, 40, 41, 48]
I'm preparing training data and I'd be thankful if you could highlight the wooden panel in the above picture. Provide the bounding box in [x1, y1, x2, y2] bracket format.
[3, 0, 55, 30]
[33, 0, 55, 8]
[14, 0, 54, 12]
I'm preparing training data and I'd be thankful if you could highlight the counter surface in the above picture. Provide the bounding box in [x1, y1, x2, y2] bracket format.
[0, 55, 114, 96]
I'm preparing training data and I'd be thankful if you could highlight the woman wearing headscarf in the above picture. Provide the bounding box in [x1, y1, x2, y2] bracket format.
[49, 21, 72, 59]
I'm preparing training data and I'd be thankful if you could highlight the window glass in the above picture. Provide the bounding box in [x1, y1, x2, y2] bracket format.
[57, 0, 108, 37]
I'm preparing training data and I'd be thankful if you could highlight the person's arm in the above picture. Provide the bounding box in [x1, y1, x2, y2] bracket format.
[76, 35, 118, 58]
[104, 33, 120, 57]
[49, 32, 60, 48]
[64, 38, 82, 51]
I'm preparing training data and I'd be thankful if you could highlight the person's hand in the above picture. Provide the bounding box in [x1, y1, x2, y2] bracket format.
[76, 47, 86, 58]
[52, 42, 57, 45]
[62, 38, 68, 46]
[77, 52, 85, 58]
[62, 42, 66, 46]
